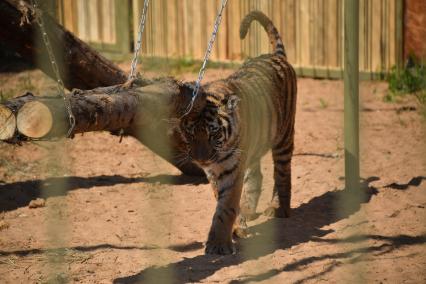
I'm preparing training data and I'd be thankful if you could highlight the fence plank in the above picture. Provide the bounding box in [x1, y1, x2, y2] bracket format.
[76, 0, 87, 41]
[371, 0, 381, 72]
[217, 0, 229, 61]
[258, 0, 270, 55]
[388, 0, 396, 69]
[284, 0, 296, 62]
[325, 0, 338, 69]
[299, 0, 310, 67]
[227, 0, 241, 60]
[192, 0, 202, 59]
[61, 0, 78, 34]
[359, 0, 366, 71]
[87, 0, 99, 42]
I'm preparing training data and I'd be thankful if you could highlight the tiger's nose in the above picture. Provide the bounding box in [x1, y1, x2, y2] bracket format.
[191, 142, 212, 161]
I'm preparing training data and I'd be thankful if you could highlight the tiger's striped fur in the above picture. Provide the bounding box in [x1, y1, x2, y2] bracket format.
[179, 11, 297, 255]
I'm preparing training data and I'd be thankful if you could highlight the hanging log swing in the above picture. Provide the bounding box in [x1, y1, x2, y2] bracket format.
[0, 0, 227, 176]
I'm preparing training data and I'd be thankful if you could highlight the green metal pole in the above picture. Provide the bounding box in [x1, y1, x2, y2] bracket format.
[395, 0, 404, 69]
[344, 0, 360, 192]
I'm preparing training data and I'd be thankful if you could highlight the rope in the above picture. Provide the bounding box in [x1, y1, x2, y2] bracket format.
[129, 0, 150, 80]
[31, 0, 76, 138]
[182, 0, 228, 117]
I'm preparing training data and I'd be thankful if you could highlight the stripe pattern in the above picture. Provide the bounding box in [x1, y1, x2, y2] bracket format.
[179, 11, 297, 255]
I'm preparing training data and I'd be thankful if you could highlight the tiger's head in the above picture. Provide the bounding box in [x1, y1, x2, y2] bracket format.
[179, 93, 241, 166]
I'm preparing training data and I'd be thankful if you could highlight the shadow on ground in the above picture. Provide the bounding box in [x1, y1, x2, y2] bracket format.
[1, 175, 424, 283]
[0, 174, 208, 212]
[112, 176, 425, 283]
[231, 234, 425, 284]
[0, 241, 204, 256]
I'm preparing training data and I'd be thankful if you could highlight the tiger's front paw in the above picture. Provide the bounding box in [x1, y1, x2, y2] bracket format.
[205, 240, 235, 255]
[263, 205, 291, 218]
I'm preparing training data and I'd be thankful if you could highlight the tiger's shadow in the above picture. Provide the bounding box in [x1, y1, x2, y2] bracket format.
[0, 173, 207, 212]
[114, 176, 415, 284]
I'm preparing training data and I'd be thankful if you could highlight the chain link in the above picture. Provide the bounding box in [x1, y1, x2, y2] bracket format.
[182, 0, 228, 117]
[129, 0, 150, 80]
[31, 0, 76, 138]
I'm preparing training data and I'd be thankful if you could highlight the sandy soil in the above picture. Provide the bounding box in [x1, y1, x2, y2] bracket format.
[0, 69, 425, 284]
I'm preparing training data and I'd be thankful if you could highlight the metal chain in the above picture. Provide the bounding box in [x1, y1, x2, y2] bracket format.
[182, 0, 228, 117]
[31, 0, 76, 138]
[129, 0, 150, 80]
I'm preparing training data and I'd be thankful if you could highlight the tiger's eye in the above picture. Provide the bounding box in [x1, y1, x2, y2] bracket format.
[208, 125, 219, 132]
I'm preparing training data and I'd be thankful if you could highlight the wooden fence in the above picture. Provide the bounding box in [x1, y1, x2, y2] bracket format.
[58, 0, 404, 79]
[57, 0, 131, 54]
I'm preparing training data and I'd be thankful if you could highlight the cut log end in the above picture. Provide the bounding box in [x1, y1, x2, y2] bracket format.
[0, 105, 16, 140]
[17, 101, 53, 138]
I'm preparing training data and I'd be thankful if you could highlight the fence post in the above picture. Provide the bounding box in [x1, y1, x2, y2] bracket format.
[395, 0, 404, 69]
[344, 0, 360, 192]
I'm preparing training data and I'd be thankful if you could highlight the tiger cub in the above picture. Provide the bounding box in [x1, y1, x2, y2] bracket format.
[178, 11, 297, 255]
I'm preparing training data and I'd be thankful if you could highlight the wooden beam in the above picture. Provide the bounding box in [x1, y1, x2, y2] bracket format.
[0, 80, 206, 176]
[344, 0, 360, 192]
[0, 0, 203, 176]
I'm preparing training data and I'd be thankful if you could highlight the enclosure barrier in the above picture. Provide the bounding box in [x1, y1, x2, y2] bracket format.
[0, 0, 392, 282]
[55, 0, 404, 79]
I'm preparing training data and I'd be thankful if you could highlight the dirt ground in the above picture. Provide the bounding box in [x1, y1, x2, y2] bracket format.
[0, 68, 425, 284]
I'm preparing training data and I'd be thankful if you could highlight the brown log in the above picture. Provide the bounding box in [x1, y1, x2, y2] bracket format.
[1, 80, 206, 176]
[0, 92, 37, 140]
[0, 0, 203, 176]
[0, 105, 16, 140]
[17, 101, 53, 138]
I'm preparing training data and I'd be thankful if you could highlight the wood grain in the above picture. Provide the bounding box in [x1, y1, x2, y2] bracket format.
[63, 0, 401, 77]
[0, 105, 16, 140]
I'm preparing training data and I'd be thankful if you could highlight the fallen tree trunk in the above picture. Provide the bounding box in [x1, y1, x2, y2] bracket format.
[0, 0, 203, 176]
[0, 80, 206, 175]
[6, 90, 139, 138]
[0, 105, 16, 140]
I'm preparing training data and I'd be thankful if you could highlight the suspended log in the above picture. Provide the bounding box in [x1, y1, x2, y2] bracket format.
[0, 105, 16, 140]
[17, 101, 53, 138]
[0, 92, 37, 140]
[0, 0, 203, 175]
[4, 87, 140, 138]
[0, 80, 206, 175]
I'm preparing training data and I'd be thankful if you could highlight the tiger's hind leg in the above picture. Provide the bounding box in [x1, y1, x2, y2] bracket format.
[241, 161, 263, 220]
[264, 142, 293, 218]
[234, 161, 263, 238]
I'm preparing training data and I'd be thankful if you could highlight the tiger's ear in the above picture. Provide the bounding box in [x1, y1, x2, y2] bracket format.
[226, 95, 240, 112]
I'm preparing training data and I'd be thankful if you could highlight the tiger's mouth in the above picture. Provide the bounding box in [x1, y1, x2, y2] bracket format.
[192, 152, 218, 167]
[196, 160, 210, 167]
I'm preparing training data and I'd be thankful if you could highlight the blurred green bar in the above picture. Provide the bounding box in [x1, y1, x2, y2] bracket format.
[395, 0, 404, 69]
[344, 0, 360, 192]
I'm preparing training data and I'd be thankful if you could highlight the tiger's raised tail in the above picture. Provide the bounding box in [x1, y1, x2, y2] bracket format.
[239, 11, 286, 57]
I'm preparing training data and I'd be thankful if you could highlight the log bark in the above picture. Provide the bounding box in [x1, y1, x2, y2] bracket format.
[0, 80, 206, 176]
[0, 0, 203, 176]
[0, 92, 36, 140]
[0, 105, 16, 140]
[0, 0, 135, 90]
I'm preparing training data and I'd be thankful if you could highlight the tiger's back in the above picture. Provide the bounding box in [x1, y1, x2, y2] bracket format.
[204, 52, 297, 165]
